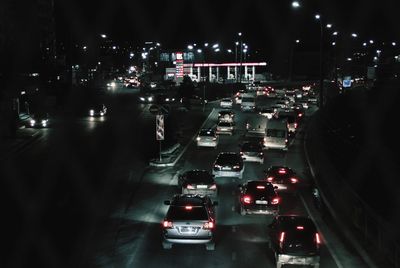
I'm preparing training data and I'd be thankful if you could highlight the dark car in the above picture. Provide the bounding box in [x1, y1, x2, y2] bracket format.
[29, 112, 50, 128]
[178, 170, 218, 197]
[268, 215, 321, 268]
[212, 152, 244, 179]
[162, 194, 218, 250]
[277, 110, 298, 135]
[218, 110, 235, 123]
[89, 104, 107, 117]
[237, 180, 280, 215]
[240, 141, 264, 164]
[264, 166, 300, 193]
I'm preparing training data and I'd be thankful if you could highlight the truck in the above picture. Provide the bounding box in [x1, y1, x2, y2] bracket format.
[240, 93, 256, 112]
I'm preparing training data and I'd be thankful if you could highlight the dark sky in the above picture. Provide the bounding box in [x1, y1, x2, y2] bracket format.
[55, 0, 399, 48]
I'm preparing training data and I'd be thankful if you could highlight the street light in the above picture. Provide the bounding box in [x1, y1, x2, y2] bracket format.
[187, 45, 194, 50]
[292, 1, 300, 8]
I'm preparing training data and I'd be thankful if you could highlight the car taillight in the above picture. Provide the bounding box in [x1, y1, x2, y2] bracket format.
[203, 221, 214, 229]
[185, 206, 193, 210]
[186, 184, 195, 189]
[267, 176, 274, 182]
[278, 169, 287, 174]
[259, 152, 263, 156]
[298, 113, 303, 117]
[256, 185, 265, 189]
[233, 165, 240, 170]
[240, 152, 243, 155]
[243, 195, 252, 204]
[290, 177, 298, 183]
[279, 232, 285, 243]
[271, 197, 280, 205]
[316, 233, 321, 245]
[209, 184, 217, 190]
[163, 220, 173, 228]
[294, 123, 298, 128]
[196, 137, 200, 141]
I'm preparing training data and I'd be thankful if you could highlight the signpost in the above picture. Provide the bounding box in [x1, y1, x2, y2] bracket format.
[156, 114, 164, 161]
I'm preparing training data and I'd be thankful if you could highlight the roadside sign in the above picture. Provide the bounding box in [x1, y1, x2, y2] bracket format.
[149, 105, 159, 114]
[156, 114, 164, 140]
[342, 76, 352, 88]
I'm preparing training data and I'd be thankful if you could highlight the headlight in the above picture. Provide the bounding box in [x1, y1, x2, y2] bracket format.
[148, 97, 153, 102]
[30, 119, 36, 125]
[111, 82, 116, 88]
[139, 97, 145, 101]
[100, 112, 104, 116]
[196, 137, 201, 141]
[90, 110, 94, 116]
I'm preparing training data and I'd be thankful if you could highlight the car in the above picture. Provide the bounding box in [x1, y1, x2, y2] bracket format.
[216, 121, 234, 135]
[268, 215, 321, 268]
[218, 110, 235, 123]
[264, 166, 300, 193]
[240, 141, 264, 164]
[298, 99, 309, 109]
[155, 93, 177, 104]
[196, 128, 219, 148]
[212, 152, 244, 179]
[277, 111, 298, 135]
[178, 170, 218, 197]
[138, 93, 155, 103]
[237, 180, 280, 215]
[89, 104, 107, 117]
[258, 107, 277, 119]
[220, 98, 233, 108]
[162, 194, 218, 250]
[29, 112, 50, 128]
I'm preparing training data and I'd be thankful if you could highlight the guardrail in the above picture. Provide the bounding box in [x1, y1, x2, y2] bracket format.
[312, 111, 399, 267]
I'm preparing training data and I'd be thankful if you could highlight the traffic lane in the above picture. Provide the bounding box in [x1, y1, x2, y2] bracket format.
[0, 99, 159, 266]
[107, 107, 339, 267]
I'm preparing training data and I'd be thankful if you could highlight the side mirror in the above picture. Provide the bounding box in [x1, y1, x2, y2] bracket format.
[164, 200, 171, 205]
[213, 201, 218, 206]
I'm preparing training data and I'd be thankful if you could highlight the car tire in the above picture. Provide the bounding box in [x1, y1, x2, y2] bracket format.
[162, 242, 172, 250]
[206, 242, 215, 251]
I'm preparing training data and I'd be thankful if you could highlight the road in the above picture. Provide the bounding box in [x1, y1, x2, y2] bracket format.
[0, 86, 368, 268]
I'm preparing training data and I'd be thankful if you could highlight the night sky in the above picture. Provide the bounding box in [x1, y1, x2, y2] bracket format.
[54, 0, 399, 48]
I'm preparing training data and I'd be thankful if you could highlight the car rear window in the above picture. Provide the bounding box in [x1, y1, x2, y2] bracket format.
[167, 206, 208, 220]
[216, 153, 240, 165]
[242, 142, 262, 151]
[185, 171, 214, 184]
[266, 129, 286, 138]
[218, 122, 232, 127]
[199, 130, 215, 136]
[282, 231, 318, 255]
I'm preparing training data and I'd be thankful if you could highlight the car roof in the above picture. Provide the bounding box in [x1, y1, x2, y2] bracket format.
[183, 170, 214, 183]
[241, 142, 262, 150]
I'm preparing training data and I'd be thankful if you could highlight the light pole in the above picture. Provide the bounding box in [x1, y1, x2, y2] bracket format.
[315, 14, 324, 108]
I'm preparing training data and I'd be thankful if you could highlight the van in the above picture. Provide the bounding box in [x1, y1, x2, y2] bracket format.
[264, 118, 288, 151]
[241, 93, 256, 112]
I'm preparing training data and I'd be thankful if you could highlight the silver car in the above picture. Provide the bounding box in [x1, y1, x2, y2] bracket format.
[240, 141, 264, 164]
[220, 98, 233, 108]
[178, 170, 218, 197]
[196, 129, 219, 148]
[216, 121, 234, 135]
[162, 194, 218, 250]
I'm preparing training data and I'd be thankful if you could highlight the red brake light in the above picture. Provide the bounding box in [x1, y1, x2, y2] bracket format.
[209, 184, 217, 190]
[316, 233, 321, 244]
[278, 169, 287, 174]
[243, 195, 251, 204]
[279, 232, 285, 243]
[267, 176, 274, 182]
[298, 113, 303, 117]
[186, 184, 195, 189]
[271, 197, 280, 204]
[163, 220, 173, 228]
[256, 185, 265, 189]
[203, 221, 214, 229]
[296, 226, 304, 230]
[185, 206, 193, 210]
[290, 177, 298, 183]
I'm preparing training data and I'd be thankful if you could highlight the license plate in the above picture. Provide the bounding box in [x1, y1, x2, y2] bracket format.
[197, 185, 207, 189]
[222, 167, 231, 170]
[255, 200, 268, 204]
[180, 227, 195, 233]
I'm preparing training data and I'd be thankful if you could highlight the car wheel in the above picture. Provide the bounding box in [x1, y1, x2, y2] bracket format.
[162, 242, 172, 249]
[206, 242, 215, 251]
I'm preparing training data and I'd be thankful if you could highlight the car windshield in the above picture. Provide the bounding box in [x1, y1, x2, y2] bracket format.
[184, 171, 214, 184]
[199, 129, 215, 136]
[216, 154, 240, 165]
[167, 206, 208, 221]
[242, 142, 262, 151]
[266, 129, 286, 138]
[218, 122, 232, 127]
